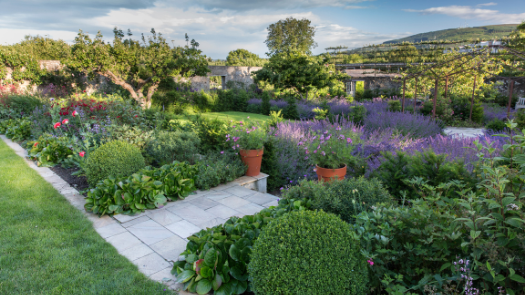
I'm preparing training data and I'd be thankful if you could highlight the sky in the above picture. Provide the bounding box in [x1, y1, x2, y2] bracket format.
[0, 0, 524, 59]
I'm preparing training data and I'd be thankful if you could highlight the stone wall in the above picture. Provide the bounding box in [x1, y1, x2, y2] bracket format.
[180, 66, 263, 91]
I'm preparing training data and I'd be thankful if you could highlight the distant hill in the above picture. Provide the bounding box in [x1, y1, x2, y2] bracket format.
[383, 24, 518, 44]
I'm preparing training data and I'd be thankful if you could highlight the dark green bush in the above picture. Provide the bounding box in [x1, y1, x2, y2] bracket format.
[146, 130, 201, 165]
[495, 91, 517, 107]
[246, 103, 261, 114]
[3, 95, 43, 116]
[4, 118, 32, 141]
[260, 137, 280, 191]
[486, 118, 506, 131]
[249, 210, 369, 295]
[103, 125, 154, 152]
[194, 151, 246, 190]
[283, 96, 299, 120]
[85, 140, 146, 186]
[388, 100, 401, 112]
[194, 116, 230, 152]
[515, 109, 525, 129]
[26, 134, 73, 167]
[261, 91, 271, 115]
[372, 150, 477, 199]
[282, 177, 392, 222]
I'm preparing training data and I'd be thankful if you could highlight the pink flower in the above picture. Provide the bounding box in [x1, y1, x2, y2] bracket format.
[347, 138, 353, 144]
[72, 110, 79, 117]
[79, 151, 85, 157]
[220, 151, 224, 154]
[367, 260, 374, 266]
[62, 119, 69, 124]
[53, 122, 61, 129]
[247, 116, 250, 119]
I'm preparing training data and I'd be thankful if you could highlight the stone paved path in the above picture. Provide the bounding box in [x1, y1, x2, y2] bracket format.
[0, 135, 278, 292]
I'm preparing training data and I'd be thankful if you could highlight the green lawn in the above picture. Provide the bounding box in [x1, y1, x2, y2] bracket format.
[0, 139, 175, 294]
[200, 111, 270, 124]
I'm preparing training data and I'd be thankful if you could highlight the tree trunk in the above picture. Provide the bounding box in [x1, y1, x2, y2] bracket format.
[145, 82, 160, 109]
[99, 70, 148, 108]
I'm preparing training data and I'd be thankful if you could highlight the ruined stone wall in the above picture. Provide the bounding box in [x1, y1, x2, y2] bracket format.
[180, 66, 263, 91]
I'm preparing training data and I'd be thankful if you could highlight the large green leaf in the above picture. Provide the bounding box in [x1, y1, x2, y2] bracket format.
[230, 264, 248, 281]
[196, 279, 213, 295]
[177, 269, 196, 283]
[213, 273, 223, 291]
[204, 248, 218, 267]
[215, 281, 234, 295]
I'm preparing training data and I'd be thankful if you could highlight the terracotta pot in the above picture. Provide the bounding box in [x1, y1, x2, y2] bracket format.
[315, 165, 346, 182]
[239, 149, 264, 176]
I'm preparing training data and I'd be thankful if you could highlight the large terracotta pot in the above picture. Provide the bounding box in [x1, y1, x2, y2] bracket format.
[239, 149, 264, 176]
[316, 165, 347, 182]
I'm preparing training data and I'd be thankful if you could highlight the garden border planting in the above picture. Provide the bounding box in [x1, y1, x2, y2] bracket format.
[0, 135, 278, 293]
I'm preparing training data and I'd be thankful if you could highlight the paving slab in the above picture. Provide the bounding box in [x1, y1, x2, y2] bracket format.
[120, 242, 155, 261]
[168, 204, 216, 225]
[224, 186, 257, 198]
[444, 127, 485, 138]
[146, 209, 182, 226]
[218, 195, 251, 209]
[165, 220, 202, 239]
[245, 192, 279, 204]
[205, 204, 240, 219]
[150, 235, 188, 261]
[236, 203, 266, 215]
[127, 220, 175, 245]
[133, 252, 172, 276]
[95, 223, 127, 239]
[105, 232, 143, 252]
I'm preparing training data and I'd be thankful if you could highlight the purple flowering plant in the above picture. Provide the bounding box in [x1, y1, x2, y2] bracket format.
[306, 128, 358, 169]
[226, 121, 267, 151]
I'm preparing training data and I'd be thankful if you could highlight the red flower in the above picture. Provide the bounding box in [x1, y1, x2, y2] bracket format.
[72, 110, 79, 117]
[134, 115, 138, 118]
[79, 151, 85, 157]
[117, 116, 121, 118]
[83, 90, 86, 93]
[33, 142, 38, 147]
[62, 119, 69, 124]
[53, 122, 61, 129]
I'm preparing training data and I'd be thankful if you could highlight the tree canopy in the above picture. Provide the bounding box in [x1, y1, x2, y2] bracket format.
[226, 49, 267, 67]
[67, 28, 209, 108]
[265, 17, 317, 56]
[253, 51, 348, 99]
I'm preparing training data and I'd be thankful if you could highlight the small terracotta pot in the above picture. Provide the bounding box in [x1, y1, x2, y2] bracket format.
[316, 165, 347, 182]
[239, 149, 264, 176]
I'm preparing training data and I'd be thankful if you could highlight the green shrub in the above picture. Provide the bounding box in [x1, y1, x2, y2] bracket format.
[495, 91, 517, 107]
[103, 125, 154, 151]
[194, 116, 230, 152]
[246, 103, 261, 114]
[146, 130, 200, 165]
[372, 150, 477, 199]
[486, 118, 506, 131]
[282, 177, 392, 222]
[515, 109, 525, 129]
[4, 118, 32, 141]
[283, 96, 299, 120]
[194, 151, 246, 190]
[2, 95, 43, 116]
[172, 199, 310, 295]
[85, 161, 198, 216]
[26, 134, 73, 167]
[85, 140, 146, 186]
[261, 91, 271, 115]
[388, 100, 401, 112]
[260, 137, 280, 191]
[249, 210, 369, 295]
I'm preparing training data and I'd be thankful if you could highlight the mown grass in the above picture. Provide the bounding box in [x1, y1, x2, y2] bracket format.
[199, 111, 270, 124]
[0, 139, 175, 295]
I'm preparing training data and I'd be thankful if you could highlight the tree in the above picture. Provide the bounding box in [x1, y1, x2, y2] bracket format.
[253, 51, 348, 99]
[67, 28, 209, 108]
[265, 17, 317, 56]
[226, 49, 266, 66]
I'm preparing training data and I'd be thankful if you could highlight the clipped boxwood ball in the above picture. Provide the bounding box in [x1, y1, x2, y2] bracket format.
[248, 210, 368, 295]
[85, 140, 145, 186]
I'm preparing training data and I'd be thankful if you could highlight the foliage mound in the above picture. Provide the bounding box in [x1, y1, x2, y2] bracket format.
[282, 177, 392, 222]
[146, 130, 201, 165]
[85, 140, 146, 186]
[194, 151, 247, 190]
[85, 161, 197, 216]
[249, 210, 369, 295]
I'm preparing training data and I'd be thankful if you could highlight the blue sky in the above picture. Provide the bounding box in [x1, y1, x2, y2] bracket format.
[0, 0, 524, 59]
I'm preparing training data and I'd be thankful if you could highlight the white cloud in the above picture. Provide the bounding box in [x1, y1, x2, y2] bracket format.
[161, 0, 374, 11]
[404, 5, 525, 23]
[0, 28, 83, 45]
[477, 2, 497, 7]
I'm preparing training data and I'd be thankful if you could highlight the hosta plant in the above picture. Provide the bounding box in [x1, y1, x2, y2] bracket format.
[4, 119, 32, 141]
[172, 199, 310, 295]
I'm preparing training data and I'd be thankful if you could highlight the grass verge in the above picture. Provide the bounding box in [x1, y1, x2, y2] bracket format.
[0, 139, 175, 294]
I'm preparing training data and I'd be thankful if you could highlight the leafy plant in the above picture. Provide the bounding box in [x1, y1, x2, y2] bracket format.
[226, 124, 267, 151]
[4, 118, 32, 141]
[84, 140, 146, 186]
[249, 210, 369, 295]
[103, 125, 154, 151]
[486, 118, 507, 131]
[26, 134, 74, 167]
[172, 199, 310, 295]
[194, 151, 246, 190]
[85, 161, 197, 216]
[306, 129, 357, 169]
[388, 100, 401, 112]
[146, 130, 201, 165]
[282, 177, 393, 223]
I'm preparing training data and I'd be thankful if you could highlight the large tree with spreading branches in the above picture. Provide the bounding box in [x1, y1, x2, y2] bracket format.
[265, 17, 317, 56]
[67, 28, 209, 108]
